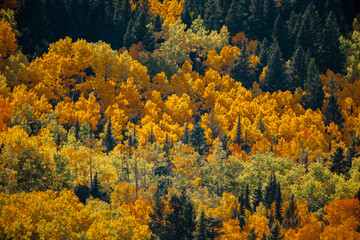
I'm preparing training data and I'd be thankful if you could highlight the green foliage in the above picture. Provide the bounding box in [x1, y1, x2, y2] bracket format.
[323, 93, 344, 130]
[189, 123, 209, 155]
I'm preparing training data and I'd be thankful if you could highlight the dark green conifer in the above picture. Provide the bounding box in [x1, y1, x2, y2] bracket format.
[233, 116, 244, 146]
[267, 223, 284, 240]
[274, 183, 283, 224]
[323, 93, 344, 130]
[148, 126, 156, 144]
[75, 120, 80, 141]
[329, 147, 346, 175]
[290, 46, 306, 90]
[247, 227, 258, 240]
[283, 195, 301, 229]
[244, 184, 252, 212]
[303, 58, 324, 110]
[190, 123, 209, 155]
[103, 118, 116, 154]
[149, 188, 167, 239]
[253, 182, 263, 211]
[123, 18, 136, 48]
[204, 0, 223, 31]
[196, 211, 207, 240]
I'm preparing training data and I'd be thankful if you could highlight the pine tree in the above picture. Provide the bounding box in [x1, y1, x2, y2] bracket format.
[196, 211, 207, 240]
[181, 190, 196, 240]
[244, 184, 252, 212]
[345, 132, 358, 175]
[283, 195, 301, 229]
[253, 182, 263, 211]
[74, 184, 90, 204]
[290, 46, 307, 90]
[272, 14, 290, 59]
[164, 194, 186, 240]
[323, 93, 344, 130]
[267, 223, 284, 240]
[123, 18, 136, 48]
[233, 116, 244, 146]
[260, 40, 289, 92]
[103, 118, 116, 154]
[264, 174, 277, 209]
[75, 120, 80, 141]
[247, 0, 264, 39]
[230, 40, 255, 89]
[247, 227, 258, 240]
[318, 11, 344, 73]
[190, 123, 209, 155]
[275, 183, 282, 224]
[225, 0, 247, 35]
[303, 58, 324, 110]
[263, 0, 277, 38]
[163, 133, 171, 157]
[149, 188, 167, 239]
[90, 172, 101, 199]
[329, 147, 346, 175]
[219, 133, 231, 157]
[204, 0, 223, 31]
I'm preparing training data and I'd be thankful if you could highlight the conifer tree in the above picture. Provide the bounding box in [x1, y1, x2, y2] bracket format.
[74, 184, 90, 204]
[247, 0, 264, 39]
[103, 118, 116, 154]
[272, 14, 290, 59]
[274, 183, 283, 224]
[164, 194, 186, 240]
[329, 147, 346, 175]
[75, 120, 80, 141]
[264, 174, 277, 209]
[303, 58, 324, 110]
[204, 0, 223, 31]
[90, 172, 101, 199]
[149, 188, 167, 239]
[244, 184, 252, 212]
[345, 132, 358, 174]
[148, 126, 156, 144]
[123, 18, 136, 48]
[181, 190, 196, 240]
[182, 118, 190, 145]
[233, 116, 244, 146]
[196, 211, 207, 240]
[290, 46, 307, 90]
[238, 192, 246, 229]
[260, 40, 289, 92]
[323, 93, 344, 130]
[253, 182, 263, 211]
[190, 123, 209, 155]
[263, 0, 277, 37]
[225, 0, 247, 35]
[283, 195, 301, 229]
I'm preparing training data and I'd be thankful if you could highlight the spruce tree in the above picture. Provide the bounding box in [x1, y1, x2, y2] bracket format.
[74, 184, 90, 204]
[272, 14, 290, 59]
[290, 46, 307, 90]
[90, 172, 101, 200]
[149, 188, 167, 239]
[260, 40, 289, 93]
[244, 184, 252, 212]
[263, 0, 277, 37]
[253, 182, 263, 211]
[283, 195, 301, 230]
[75, 120, 80, 141]
[345, 132, 358, 174]
[323, 93, 344, 130]
[225, 0, 247, 35]
[148, 126, 156, 144]
[233, 116, 244, 146]
[189, 123, 209, 155]
[103, 118, 116, 154]
[318, 11, 344, 73]
[247, 0, 264, 39]
[274, 183, 283, 224]
[164, 194, 186, 240]
[329, 147, 346, 175]
[123, 18, 136, 48]
[196, 211, 207, 240]
[303, 58, 324, 110]
[181, 190, 196, 240]
[182, 119, 190, 145]
[204, 0, 223, 31]
[264, 174, 277, 209]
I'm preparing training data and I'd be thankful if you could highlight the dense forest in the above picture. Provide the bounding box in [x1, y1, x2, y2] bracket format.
[2, 0, 360, 239]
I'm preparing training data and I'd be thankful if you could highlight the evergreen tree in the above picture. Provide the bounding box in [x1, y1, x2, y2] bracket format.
[247, 0, 264, 39]
[75, 120, 80, 141]
[253, 182, 263, 211]
[123, 18, 136, 48]
[267, 223, 284, 240]
[263, 0, 277, 38]
[219, 133, 231, 157]
[345, 132, 358, 174]
[204, 0, 223, 31]
[329, 147, 346, 175]
[260, 40, 289, 92]
[230, 40, 255, 89]
[274, 183, 283, 224]
[264, 174, 277, 209]
[181, 190, 196, 240]
[74, 184, 90, 204]
[196, 211, 207, 240]
[289, 46, 307, 90]
[257, 117, 265, 134]
[272, 14, 290, 59]
[247, 227, 258, 240]
[149, 188, 167, 239]
[295, 3, 321, 57]
[164, 194, 186, 240]
[244, 184, 252, 212]
[225, 0, 247, 35]
[303, 58, 324, 110]
[283, 195, 301, 230]
[261, 233, 267, 240]
[103, 118, 116, 154]
[190, 123, 209, 155]
[318, 11, 344, 73]
[163, 134, 171, 157]
[90, 172, 101, 199]
[238, 194, 246, 229]
[233, 116, 244, 146]
[323, 93, 344, 130]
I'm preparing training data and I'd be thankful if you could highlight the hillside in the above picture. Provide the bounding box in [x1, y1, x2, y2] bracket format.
[1, 0, 360, 239]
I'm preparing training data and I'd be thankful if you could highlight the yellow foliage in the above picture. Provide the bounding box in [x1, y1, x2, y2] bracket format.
[0, 19, 17, 72]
